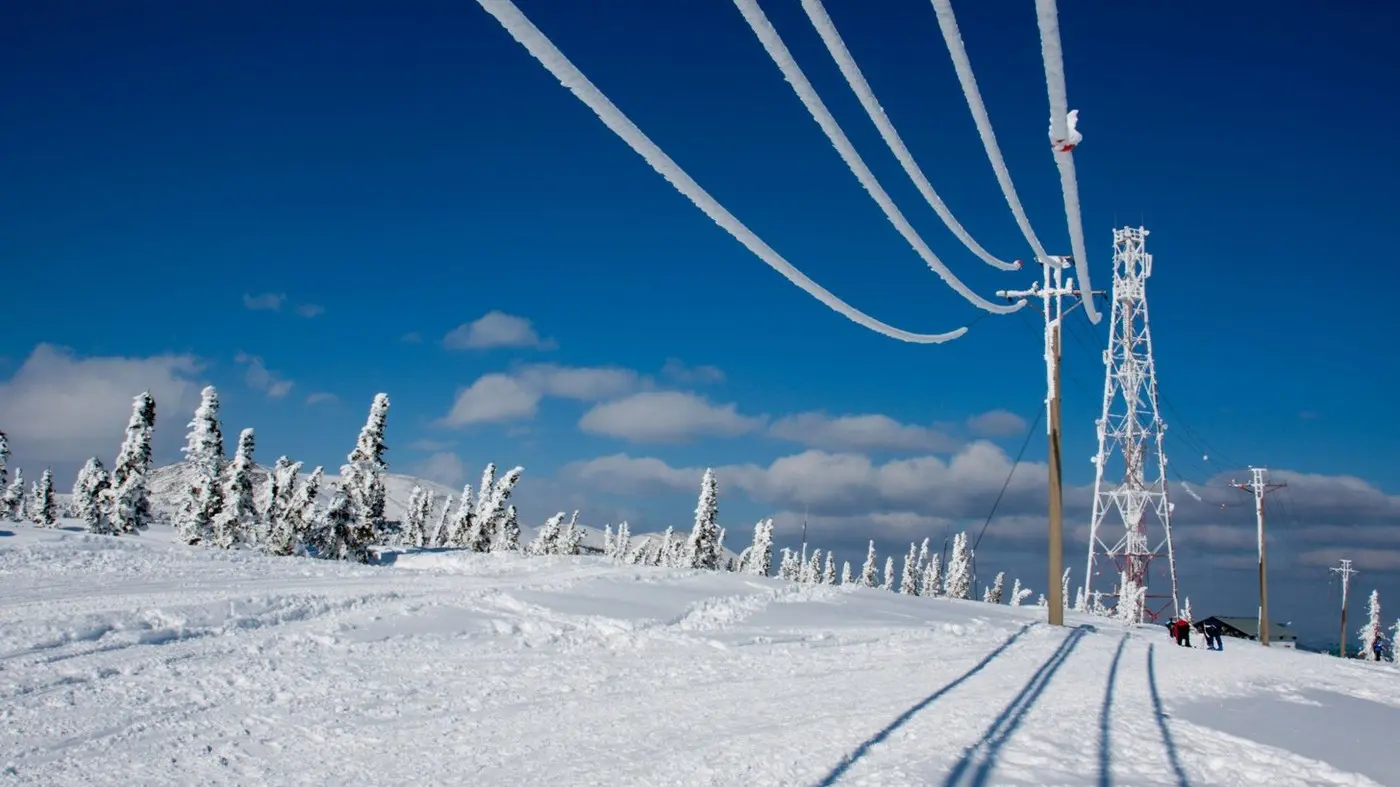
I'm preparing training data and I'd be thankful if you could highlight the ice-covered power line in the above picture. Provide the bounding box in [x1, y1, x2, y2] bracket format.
[1034, 0, 1100, 324]
[731, 0, 1022, 316]
[798, 0, 1020, 272]
[928, 0, 1052, 271]
[474, 0, 986, 344]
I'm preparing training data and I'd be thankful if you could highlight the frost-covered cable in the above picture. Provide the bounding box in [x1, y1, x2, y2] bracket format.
[473, 0, 980, 344]
[927, 0, 1050, 265]
[1034, 0, 1100, 324]
[799, 0, 1019, 272]
[731, 0, 1021, 316]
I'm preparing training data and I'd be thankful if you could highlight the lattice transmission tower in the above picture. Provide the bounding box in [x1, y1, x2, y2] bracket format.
[1084, 227, 1180, 622]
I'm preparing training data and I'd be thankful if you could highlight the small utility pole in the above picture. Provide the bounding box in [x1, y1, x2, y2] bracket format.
[1232, 467, 1286, 646]
[1331, 558, 1358, 657]
[997, 256, 1099, 627]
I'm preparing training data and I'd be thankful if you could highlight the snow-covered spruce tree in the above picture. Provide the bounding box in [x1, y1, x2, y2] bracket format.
[418, 490, 437, 545]
[808, 549, 822, 584]
[556, 511, 582, 555]
[603, 524, 615, 558]
[841, 560, 853, 585]
[687, 468, 720, 569]
[860, 541, 879, 588]
[530, 513, 565, 556]
[715, 527, 728, 569]
[747, 518, 774, 576]
[655, 527, 675, 566]
[1182, 597, 1193, 624]
[492, 505, 521, 552]
[429, 493, 453, 548]
[900, 543, 920, 595]
[615, 521, 631, 561]
[823, 552, 837, 584]
[1359, 589, 1382, 661]
[446, 485, 474, 547]
[263, 460, 303, 555]
[882, 556, 895, 591]
[346, 393, 391, 536]
[1091, 590, 1106, 616]
[1010, 580, 1032, 608]
[404, 486, 426, 547]
[470, 465, 524, 552]
[986, 572, 1006, 605]
[900, 546, 919, 594]
[0, 468, 23, 522]
[1037, 594, 1048, 608]
[916, 538, 930, 580]
[1115, 573, 1145, 624]
[1392, 619, 1400, 663]
[174, 386, 226, 545]
[1006, 577, 1021, 606]
[72, 458, 113, 534]
[280, 465, 323, 555]
[212, 428, 257, 549]
[778, 548, 797, 580]
[944, 532, 972, 600]
[0, 430, 9, 492]
[31, 468, 57, 526]
[261, 455, 292, 527]
[921, 555, 942, 598]
[108, 391, 157, 533]
[318, 483, 365, 562]
[1074, 587, 1086, 613]
[626, 535, 651, 565]
[1061, 568, 1072, 613]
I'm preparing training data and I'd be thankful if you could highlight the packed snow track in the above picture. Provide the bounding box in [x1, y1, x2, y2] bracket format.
[2, 525, 1397, 785]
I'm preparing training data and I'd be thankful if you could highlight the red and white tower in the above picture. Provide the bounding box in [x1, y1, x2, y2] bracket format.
[1084, 227, 1179, 622]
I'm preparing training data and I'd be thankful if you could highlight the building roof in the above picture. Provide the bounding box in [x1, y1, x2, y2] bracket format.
[1203, 616, 1298, 641]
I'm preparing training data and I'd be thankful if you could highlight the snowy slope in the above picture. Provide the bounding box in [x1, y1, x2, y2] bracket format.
[2, 520, 1397, 786]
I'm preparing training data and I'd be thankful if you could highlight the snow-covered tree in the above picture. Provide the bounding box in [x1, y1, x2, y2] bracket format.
[1073, 586, 1086, 613]
[841, 560, 852, 585]
[493, 505, 521, 552]
[277, 465, 322, 556]
[985, 572, 1006, 604]
[1391, 619, 1400, 663]
[916, 538, 930, 581]
[175, 388, 226, 545]
[1115, 573, 1145, 624]
[1061, 568, 1072, 614]
[921, 555, 942, 598]
[687, 468, 720, 569]
[1009, 579, 1032, 608]
[261, 456, 293, 526]
[558, 511, 583, 555]
[807, 549, 823, 584]
[881, 556, 895, 591]
[603, 525, 615, 558]
[72, 458, 112, 534]
[0, 430, 9, 492]
[860, 541, 879, 588]
[0, 468, 23, 522]
[446, 485, 474, 548]
[263, 459, 303, 554]
[470, 465, 524, 552]
[342, 393, 390, 542]
[1091, 590, 1106, 616]
[108, 391, 157, 533]
[778, 548, 798, 581]
[625, 535, 651, 565]
[404, 486, 427, 547]
[530, 513, 565, 556]
[823, 551, 837, 585]
[1182, 597, 1193, 624]
[318, 483, 366, 562]
[615, 521, 631, 561]
[747, 518, 774, 576]
[1037, 594, 1048, 608]
[1360, 589, 1383, 661]
[944, 532, 972, 599]
[30, 468, 57, 526]
[900, 543, 920, 595]
[212, 428, 257, 549]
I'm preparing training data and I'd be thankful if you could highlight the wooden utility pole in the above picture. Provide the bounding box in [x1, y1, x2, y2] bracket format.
[1331, 558, 1358, 657]
[997, 257, 1098, 627]
[1232, 468, 1286, 646]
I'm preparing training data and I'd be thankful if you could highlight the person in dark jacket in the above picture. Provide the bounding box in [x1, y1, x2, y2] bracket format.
[1201, 620, 1223, 650]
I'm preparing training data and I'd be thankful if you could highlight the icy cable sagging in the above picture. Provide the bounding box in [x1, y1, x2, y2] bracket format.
[474, 0, 981, 344]
[730, 0, 1020, 315]
[797, 0, 1020, 272]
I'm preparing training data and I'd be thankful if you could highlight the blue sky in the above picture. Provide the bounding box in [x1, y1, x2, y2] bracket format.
[3, 0, 1398, 643]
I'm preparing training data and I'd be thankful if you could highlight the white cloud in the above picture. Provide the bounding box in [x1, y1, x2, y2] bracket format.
[769, 411, 960, 453]
[443, 311, 557, 350]
[401, 332, 423, 344]
[411, 452, 467, 487]
[579, 391, 766, 443]
[0, 344, 203, 465]
[436, 364, 646, 429]
[295, 303, 325, 318]
[242, 292, 286, 311]
[234, 352, 294, 399]
[661, 358, 725, 385]
[560, 453, 698, 497]
[967, 409, 1029, 437]
[305, 392, 338, 406]
[407, 438, 456, 452]
[439, 374, 541, 426]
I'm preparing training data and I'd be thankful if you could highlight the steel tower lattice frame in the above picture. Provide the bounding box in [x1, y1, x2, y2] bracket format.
[1084, 227, 1179, 623]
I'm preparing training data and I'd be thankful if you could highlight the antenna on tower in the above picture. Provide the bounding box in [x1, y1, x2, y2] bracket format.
[1331, 558, 1358, 657]
[1084, 227, 1180, 624]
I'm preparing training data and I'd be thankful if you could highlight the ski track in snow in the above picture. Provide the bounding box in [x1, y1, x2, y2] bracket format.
[2, 523, 1396, 785]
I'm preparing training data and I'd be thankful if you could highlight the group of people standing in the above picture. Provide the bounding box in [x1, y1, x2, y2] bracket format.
[1167, 618, 1224, 650]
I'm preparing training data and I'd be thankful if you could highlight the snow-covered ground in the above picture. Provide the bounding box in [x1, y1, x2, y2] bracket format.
[2, 522, 1397, 786]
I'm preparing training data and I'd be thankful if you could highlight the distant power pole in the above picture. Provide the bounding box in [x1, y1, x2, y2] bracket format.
[997, 254, 1101, 627]
[1232, 467, 1286, 646]
[1331, 558, 1358, 658]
